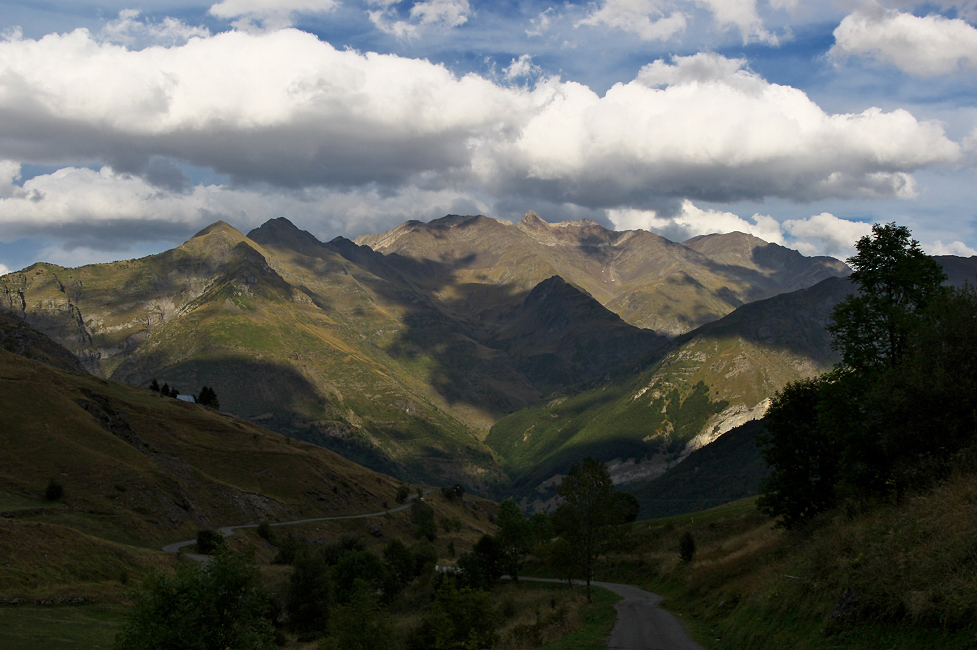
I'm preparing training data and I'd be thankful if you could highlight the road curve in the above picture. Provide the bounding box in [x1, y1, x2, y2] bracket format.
[161, 491, 434, 558]
[517, 577, 705, 650]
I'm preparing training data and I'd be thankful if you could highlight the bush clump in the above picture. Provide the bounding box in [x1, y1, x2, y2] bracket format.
[196, 529, 226, 555]
[44, 478, 64, 501]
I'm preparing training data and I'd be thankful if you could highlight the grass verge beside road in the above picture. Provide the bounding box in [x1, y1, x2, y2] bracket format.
[537, 586, 621, 650]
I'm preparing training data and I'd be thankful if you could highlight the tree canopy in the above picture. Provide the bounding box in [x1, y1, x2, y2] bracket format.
[827, 222, 946, 375]
[554, 457, 634, 601]
[759, 222, 977, 527]
[114, 550, 275, 650]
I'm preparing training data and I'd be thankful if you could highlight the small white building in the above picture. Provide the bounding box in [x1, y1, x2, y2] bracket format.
[176, 394, 196, 403]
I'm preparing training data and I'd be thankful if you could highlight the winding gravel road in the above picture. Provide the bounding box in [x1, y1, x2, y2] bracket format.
[517, 577, 705, 650]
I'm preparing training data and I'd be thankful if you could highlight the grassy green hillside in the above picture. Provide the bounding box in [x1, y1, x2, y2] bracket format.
[487, 373, 729, 492]
[0, 348, 404, 550]
[0, 345, 509, 649]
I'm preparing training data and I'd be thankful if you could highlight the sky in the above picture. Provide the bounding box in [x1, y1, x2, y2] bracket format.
[1, 0, 976, 274]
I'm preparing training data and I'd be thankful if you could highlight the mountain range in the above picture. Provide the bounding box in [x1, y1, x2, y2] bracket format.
[1, 211, 909, 503]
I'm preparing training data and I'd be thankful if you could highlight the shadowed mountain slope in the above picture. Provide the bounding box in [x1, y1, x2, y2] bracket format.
[0, 309, 87, 373]
[489, 275, 668, 394]
[625, 419, 769, 520]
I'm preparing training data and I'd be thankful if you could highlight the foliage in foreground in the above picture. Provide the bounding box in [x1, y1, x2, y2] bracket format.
[114, 550, 276, 650]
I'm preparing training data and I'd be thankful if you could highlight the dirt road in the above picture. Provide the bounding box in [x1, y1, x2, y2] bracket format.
[161, 491, 431, 559]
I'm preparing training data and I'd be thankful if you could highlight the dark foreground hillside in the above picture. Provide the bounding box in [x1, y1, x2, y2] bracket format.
[589, 466, 977, 650]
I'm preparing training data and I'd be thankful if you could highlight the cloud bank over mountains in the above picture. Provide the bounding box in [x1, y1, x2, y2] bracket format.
[0, 0, 975, 269]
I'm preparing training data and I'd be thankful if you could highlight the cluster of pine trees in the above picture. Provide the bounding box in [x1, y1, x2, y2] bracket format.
[148, 379, 219, 409]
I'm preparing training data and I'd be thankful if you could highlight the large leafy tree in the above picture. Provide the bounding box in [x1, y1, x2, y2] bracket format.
[287, 551, 331, 639]
[554, 457, 629, 601]
[827, 222, 946, 376]
[757, 376, 842, 528]
[758, 223, 968, 527]
[860, 284, 977, 495]
[495, 499, 529, 582]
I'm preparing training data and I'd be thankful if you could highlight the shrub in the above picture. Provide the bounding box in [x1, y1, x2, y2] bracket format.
[114, 550, 275, 650]
[332, 550, 389, 604]
[287, 552, 331, 640]
[679, 531, 696, 564]
[256, 521, 276, 544]
[321, 535, 365, 566]
[407, 583, 499, 650]
[273, 532, 304, 565]
[44, 478, 64, 501]
[411, 501, 437, 542]
[321, 582, 399, 650]
[395, 485, 410, 504]
[382, 539, 415, 587]
[196, 529, 226, 555]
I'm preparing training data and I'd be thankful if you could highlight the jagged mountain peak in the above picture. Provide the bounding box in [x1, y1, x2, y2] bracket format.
[190, 220, 245, 241]
[523, 275, 598, 307]
[684, 231, 769, 254]
[516, 211, 611, 247]
[180, 220, 254, 260]
[517, 211, 600, 230]
[247, 217, 326, 257]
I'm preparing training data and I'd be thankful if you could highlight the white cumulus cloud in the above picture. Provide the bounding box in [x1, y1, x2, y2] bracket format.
[926, 239, 977, 256]
[210, 0, 339, 31]
[831, 8, 977, 76]
[693, 0, 779, 45]
[576, 0, 687, 41]
[491, 53, 960, 206]
[504, 54, 542, 80]
[100, 10, 210, 47]
[0, 32, 963, 250]
[575, 0, 787, 44]
[527, 7, 557, 37]
[607, 200, 787, 244]
[368, 0, 472, 38]
[782, 213, 873, 258]
[608, 204, 875, 259]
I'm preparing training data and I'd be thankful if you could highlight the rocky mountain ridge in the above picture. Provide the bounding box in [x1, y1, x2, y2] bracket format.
[358, 211, 850, 337]
[1, 213, 858, 494]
